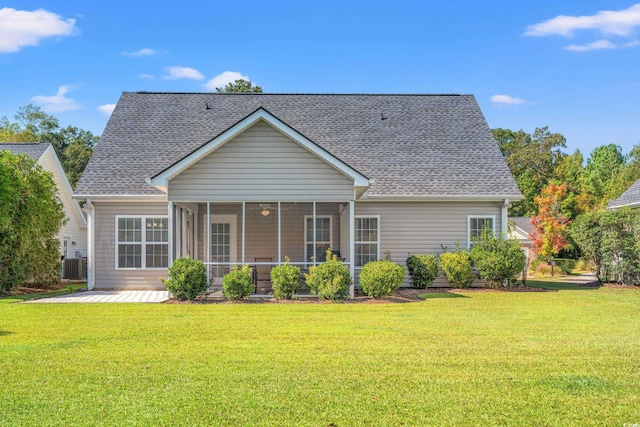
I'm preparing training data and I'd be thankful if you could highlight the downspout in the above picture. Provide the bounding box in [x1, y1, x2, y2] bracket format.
[85, 198, 95, 290]
[501, 198, 509, 239]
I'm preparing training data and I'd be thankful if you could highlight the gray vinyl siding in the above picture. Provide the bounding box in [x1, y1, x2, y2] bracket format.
[168, 121, 354, 202]
[355, 201, 503, 287]
[195, 202, 340, 265]
[93, 201, 168, 289]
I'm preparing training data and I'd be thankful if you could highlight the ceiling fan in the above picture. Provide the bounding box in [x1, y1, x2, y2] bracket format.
[249, 203, 288, 217]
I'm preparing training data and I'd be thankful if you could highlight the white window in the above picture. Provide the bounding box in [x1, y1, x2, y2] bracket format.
[468, 215, 495, 248]
[116, 216, 168, 269]
[304, 216, 332, 263]
[355, 216, 380, 267]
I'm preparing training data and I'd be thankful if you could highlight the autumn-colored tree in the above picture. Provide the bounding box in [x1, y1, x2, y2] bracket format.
[530, 183, 570, 272]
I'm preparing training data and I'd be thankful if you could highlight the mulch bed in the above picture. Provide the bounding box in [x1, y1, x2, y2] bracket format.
[166, 284, 551, 304]
[1, 280, 86, 297]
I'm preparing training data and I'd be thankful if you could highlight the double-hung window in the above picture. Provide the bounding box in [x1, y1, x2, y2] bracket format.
[304, 216, 332, 263]
[468, 215, 495, 248]
[355, 216, 380, 267]
[116, 216, 168, 269]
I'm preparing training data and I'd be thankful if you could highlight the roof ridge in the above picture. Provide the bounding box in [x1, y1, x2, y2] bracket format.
[0, 142, 48, 145]
[129, 91, 466, 96]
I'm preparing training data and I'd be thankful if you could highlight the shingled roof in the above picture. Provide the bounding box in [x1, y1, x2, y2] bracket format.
[509, 217, 533, 235]
[75, 92, 522, 199]
[0, 143, 50, 160]
[608, 178, 640, 209]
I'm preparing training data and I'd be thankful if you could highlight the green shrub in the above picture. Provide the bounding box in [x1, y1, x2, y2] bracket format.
[359, 260, 405, 298]
[222, 265, 254, 300]
[270, 257, 301, 299]
[160, 257, 208, 301]
[439, 251, 473, 288]
[469, 234, 526, 289]
[406, 254, 439, 288]
[570, 208, 640, 285]
[0, 151, 65, 293]
[304, 249, 351, 300]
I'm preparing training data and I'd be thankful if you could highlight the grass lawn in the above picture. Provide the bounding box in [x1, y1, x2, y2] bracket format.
[1, 285, 639, 426]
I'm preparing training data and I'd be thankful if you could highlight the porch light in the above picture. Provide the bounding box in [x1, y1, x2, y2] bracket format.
[261, 208, 270, 217]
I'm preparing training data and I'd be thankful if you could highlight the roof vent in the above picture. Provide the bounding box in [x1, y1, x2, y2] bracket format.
[380, 112, 388, 120]
[205, 102, 212, 110]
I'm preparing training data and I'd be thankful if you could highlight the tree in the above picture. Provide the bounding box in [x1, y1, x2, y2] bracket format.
[530, 183, 570, 274]
[215, 79, 263, 93]
[549, 149, 599, 220]
[0, 151, 65, 292]
[0, 105, 98, 188]
[582, 144, 626, 209]
[492, 126, 567, 216]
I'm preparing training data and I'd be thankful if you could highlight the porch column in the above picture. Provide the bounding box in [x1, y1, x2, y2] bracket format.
[206, 201, 210, 284]
[349, 200, 355, 298]
[86, 199, 95, 290]
[277, 201, 281, 264]
[242, 202, 246, 264]
[168, 201, 174, 267]
[193, 210, 198, 260]
[313, 201, 317, 265]
[181, 207, 187, 257]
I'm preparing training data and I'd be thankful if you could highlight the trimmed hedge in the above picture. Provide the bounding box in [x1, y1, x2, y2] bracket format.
[469, 235, 525, 289]
[270, 257, 301, 299]
[359, 260, 405, 298]
[161, 257, 208, 301]
[406, 254, 438, 288]
[223, 265, 254, 300]
[304, 249, 351, 300]
[439, 251, 473, 288]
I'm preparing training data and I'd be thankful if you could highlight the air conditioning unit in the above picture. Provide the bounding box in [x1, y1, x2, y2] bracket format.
[63, 258, 87, 280]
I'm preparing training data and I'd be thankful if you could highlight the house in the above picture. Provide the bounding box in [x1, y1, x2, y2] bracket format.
[608, 178, 640, 209]
[74, 92, 523, 295]
[508, 217, 535, 261]
[0, 143, 87, 267]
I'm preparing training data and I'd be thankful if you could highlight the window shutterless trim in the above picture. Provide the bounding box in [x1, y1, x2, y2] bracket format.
[303, 215, 333, 263]
[115, 215, 169, 270]
[467, 215, 496, 249]
[354, 215, 381, 268]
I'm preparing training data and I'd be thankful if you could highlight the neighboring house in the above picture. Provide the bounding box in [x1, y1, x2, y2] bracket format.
[508, 217, 535, 261]
[74, 92, 523, 294]
[608, 178, 640, 209]
[0, 143, 87, 265]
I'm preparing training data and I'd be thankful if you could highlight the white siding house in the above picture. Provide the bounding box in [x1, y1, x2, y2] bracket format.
[74, 93, 522, 294]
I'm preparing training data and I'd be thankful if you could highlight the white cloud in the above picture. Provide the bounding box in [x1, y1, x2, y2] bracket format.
[565, 38, 640, 51]
[490, 94, 525, 105]
[97, 104, 116, 116]
[565, 39, 617, 51]
[0, 7, 76, 53]
[203, 71, 249, 91]
[139, 73, 154, 79]
[31, 85, 82, 113]
[525, 4, 640, 37]
[123, 48, 157, 56]
[163, 66, 204, 80]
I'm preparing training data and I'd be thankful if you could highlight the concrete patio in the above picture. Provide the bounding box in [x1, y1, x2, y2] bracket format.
[25, 290, 170, 303]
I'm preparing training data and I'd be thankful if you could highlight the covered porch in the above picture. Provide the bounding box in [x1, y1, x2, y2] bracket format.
[169, 201, 357, 296]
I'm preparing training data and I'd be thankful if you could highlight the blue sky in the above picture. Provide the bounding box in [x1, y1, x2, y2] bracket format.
[1, 1, 639, 157]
